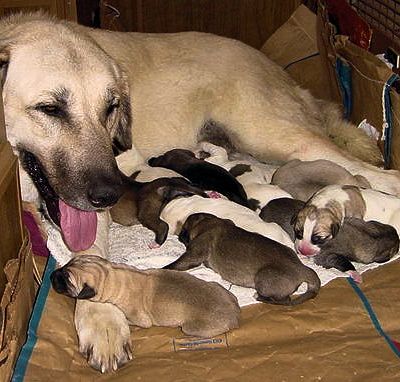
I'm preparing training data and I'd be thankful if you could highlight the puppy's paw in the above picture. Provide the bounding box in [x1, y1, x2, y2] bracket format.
[347, 270, 363, 284]
[75, 301, 132, 373]
[147, 241, 161, 249]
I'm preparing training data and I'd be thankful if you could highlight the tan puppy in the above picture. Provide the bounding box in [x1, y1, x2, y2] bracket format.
[51, 256, 240, 342]
[271, 159, 371, 201]
[165, 213, 321, 305]
[293, 185, 400, 257]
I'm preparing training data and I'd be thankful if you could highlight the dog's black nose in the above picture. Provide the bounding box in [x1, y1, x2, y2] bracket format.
[50, 268, 70, 294]
[88, 178, 124, 208]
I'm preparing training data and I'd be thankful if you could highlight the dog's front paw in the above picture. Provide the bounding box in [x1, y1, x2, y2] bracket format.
[75, 300, 133, 373]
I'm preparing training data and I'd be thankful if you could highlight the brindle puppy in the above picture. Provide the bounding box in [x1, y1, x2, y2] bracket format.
[164, 213, 321, 305]
[111, 175, 207, 245]
[51, 255, 240, 338]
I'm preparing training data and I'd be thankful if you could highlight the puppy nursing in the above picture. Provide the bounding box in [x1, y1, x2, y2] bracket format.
[51, 255, 240, 338]
[148, 148, 252, 208]
[164, 213, 321, 305]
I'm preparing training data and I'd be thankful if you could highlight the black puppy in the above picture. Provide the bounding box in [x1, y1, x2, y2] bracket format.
[148, 148, 254, 209]
[164, 213, 321, 305]
[260, 198, 399, 273]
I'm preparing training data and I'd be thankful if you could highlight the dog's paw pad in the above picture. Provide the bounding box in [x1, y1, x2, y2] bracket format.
[148, 241, 161, 249]
[348, 271, 363, 283]
[206, 190, 223, 199]
[76, 304, 132, 373]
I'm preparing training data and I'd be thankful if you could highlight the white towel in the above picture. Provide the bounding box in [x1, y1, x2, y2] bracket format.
[47, 222, 399, 307]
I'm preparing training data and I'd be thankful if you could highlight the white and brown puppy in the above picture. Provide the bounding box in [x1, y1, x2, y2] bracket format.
[293, 185, 400, 257]
[160, 195, 294, 249]
[51, 255, 240, 339]
[164, 213, 321, 305]
[271, 159, 371, 202]
[261, 198, 399, 275]
[197, 142, 290, 210]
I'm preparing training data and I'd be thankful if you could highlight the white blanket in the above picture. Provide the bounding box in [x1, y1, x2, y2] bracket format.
[46, 221, 400, 307]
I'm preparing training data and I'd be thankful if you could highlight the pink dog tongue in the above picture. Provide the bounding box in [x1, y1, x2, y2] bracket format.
[59, 199, 97, 252]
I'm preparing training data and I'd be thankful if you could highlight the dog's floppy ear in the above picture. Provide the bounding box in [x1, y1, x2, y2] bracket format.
[77, 283, 96, 299]
[111, 91, 132, 154]
[157, 185, 201, 202]
[290, 213, 298, 226]
[330, 222, 340, 238]
[0, 49, 10, 87]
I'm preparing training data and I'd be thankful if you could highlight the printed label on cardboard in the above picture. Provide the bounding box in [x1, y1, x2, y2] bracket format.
[173, 334, 229, 352]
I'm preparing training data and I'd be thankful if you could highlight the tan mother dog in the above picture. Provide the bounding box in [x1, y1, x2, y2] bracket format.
[2, 12, 400, 372]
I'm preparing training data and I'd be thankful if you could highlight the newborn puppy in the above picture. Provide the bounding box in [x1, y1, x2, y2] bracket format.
[260, 198, 305, 242]
[160, 194, 294, 249]
[293, 184, 400, 257]
[314, 217, 399, 272]
[51, 255, 240, 338]
[148, 148, 252, 208]
[198, 142, 290, 210]
[271, 159, 371, 201]
[111, 175, 207, 244]
[261, 198, 399, 274]
[164, 213, 321, 305]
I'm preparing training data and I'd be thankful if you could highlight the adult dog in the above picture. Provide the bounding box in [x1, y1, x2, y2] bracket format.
[1, 12, 400, 372]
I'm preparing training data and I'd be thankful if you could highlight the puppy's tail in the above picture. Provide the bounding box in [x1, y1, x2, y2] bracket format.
[286, 267, 321, 305]
[256, 266, 321, 306]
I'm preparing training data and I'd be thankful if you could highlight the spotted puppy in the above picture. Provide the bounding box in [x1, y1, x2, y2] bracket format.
[164, 213, 321, 305]
[261, 198, 399, 275]
[148, 148, 253, 208]
[293, 184, 400, 257]
[51, 255, 240, 339]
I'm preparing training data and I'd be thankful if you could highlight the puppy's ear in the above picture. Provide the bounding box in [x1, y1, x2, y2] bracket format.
[0, 50, 10, 87]
[290, 213, 297, 226]
[158, 186, 199, 202]
[155, 221, 169, 245]
[147, 157, 158, 167]
[77, 283, 96, 299]
[330, 223, 340, 238]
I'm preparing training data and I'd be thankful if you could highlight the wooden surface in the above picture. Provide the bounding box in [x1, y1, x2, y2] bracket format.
[0, 0, 77, 21]
[101, 0, 302, 49]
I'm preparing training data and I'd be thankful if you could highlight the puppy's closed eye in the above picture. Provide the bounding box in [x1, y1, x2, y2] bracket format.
[77, 283, 96, 299]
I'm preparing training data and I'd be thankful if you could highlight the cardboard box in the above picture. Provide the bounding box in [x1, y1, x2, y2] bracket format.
[0, 86, 35, 381]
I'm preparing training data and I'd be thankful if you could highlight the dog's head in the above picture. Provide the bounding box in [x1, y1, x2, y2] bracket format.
[50, 255, 111, 301]
[148, 149, 196, 169]
[292, 204, 341, 257]
[1, 14, 133, 250]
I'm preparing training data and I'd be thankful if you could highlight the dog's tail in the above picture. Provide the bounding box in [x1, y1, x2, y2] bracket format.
[318, 101, 383, 167]
[256, 266, 321, 306]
